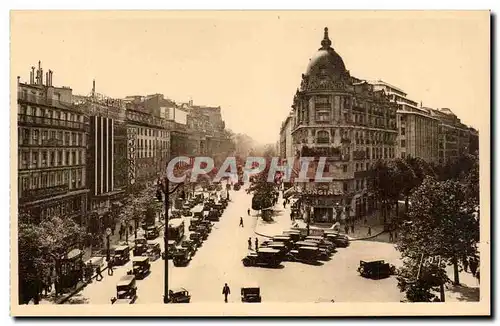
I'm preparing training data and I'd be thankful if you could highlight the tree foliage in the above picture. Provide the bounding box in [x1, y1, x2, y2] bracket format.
[18, 215, 86, 304]
[397, 177, 479, 286]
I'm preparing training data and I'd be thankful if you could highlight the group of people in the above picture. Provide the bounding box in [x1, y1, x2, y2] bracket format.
[463, 256, 480, 283]
[247, 237, 259, 251]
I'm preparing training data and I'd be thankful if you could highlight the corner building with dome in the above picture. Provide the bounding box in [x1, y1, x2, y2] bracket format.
[285, 27, 398, 225]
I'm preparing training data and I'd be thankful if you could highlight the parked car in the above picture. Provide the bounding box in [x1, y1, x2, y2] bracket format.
[325, 233, 350, 248]
[241, 286, 262, 303]
[111, 275, 137, 304]
[146, 242, 161, 260]
[242, 248, 282, 268]
[358, 260, 396, 279]
[167, 288, 191, 303]
[162, 240, 177, 260]
[288, 246, 320, 263]
[181, 239, 197, 256]
[173, 247, 192, 267]
[189, 232, 203, 247]
[189, 217, 202, 231]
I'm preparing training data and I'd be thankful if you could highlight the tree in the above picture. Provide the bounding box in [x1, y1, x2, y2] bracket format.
[397, 177, 479, 285]
[18, 215, 85, 304]
[397, 256, 450, 302]
[368, 160, 399, 223]
[392, 158, 418, 215]
[248, 157, 278, 220]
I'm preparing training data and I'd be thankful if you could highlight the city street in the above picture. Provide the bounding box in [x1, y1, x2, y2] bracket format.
[72, 183, 404, 304]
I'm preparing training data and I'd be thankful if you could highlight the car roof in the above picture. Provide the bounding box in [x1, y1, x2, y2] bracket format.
[114, 245, 129, 250]
[170, 287, 188, 293]
[132, 256, 148, 262]
[117, 275, 135, 285]
[258, 247, 280, 253]
[305, 236, 323, 239]
[299, 246, 319, 251]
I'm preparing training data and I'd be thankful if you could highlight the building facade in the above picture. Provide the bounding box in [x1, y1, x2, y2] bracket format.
[370, 80, 439, 163]
[279, 112, 295, 159]
[430, 108, 471, 164]
[17, 62, 89, 223]
[288, 28, 398, 224]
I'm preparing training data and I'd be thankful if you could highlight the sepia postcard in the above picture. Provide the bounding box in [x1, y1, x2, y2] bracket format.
[10, 10, 491, 317]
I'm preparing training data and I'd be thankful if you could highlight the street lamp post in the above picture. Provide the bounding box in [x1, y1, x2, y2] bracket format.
[158, 176, 184, 304]
[105, 227, 112, 262]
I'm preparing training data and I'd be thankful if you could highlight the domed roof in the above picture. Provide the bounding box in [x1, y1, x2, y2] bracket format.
[305, 27, 347, 78]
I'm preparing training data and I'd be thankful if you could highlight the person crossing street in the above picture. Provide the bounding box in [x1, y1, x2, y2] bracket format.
[239, 216, 244, 227]
[222, 283, 231, 303]
[255, 237, 259, 251]
[248, 237, 252, 250]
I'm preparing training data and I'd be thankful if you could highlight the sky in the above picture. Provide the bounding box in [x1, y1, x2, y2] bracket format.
[10, 11, 489, 144]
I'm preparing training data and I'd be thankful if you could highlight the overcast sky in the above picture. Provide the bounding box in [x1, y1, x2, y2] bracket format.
[11, 11, 489, 144]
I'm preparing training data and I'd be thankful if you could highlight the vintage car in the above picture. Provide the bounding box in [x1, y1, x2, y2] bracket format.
[283, 230, 302, 242]
[196, 225, 209, 240]
[260, 242, 288, 258]
[173, 247, 192, 267]
[162, 240, 178, 260]
[182, 207, 193, 217]
[189, 232, 203, 246]
[358, 260, 396, 279]
[325, 233, 350, 248]
[171, 210, 182, 219]
[241, 286, 262, 303]
[144, 225, 160, 240]
[145, 242, 161, 260]
[271, 235, 294, 250]
[288, 246, 320, 263]
[199, 220, 213, 233]
[233, 184, 241, 191]
[206, 209, 220, 222]
[133, 237, 148, 256]
[111, 275, 137, 304]
[127, 256, 151, 279]
[193, 210, 204, 219]
[300, 240, 334, 257]
[113, 245, 131, 265]
[220, 198, 228, 208]
[305, 236, 337, 251]
[242, 248, 282, 268]
[167, 288, 191, 303]
[181, 239, 197, 255]
[189, 217, 202, 231]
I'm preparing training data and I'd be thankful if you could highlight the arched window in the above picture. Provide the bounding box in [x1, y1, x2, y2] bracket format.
[317, 130, 330, 144]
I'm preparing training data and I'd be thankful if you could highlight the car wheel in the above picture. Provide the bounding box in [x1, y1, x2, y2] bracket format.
[243, 259, 250, 266]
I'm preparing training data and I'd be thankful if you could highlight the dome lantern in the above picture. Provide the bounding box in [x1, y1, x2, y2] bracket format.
[320, 27, 332, 50]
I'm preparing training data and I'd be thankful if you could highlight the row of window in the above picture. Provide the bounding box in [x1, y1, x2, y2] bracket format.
[19, 128, 86, 147]
[19, 168, 85, 193]
[18, 104, 85, 123]
[19, 149, 85, 170]
[137, 127, 169, 138]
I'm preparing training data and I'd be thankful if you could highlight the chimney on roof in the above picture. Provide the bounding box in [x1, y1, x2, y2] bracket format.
[92, 79, 96, 96]
[39, 61, 43, 85]
[45, 72, 49, 86]
[49, 70, 53, 86]
[30, 66, 35, 84]
[17, 76, 20, 85]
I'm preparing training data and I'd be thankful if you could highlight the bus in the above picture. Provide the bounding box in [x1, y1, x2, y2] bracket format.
[167, 219, 185, 244]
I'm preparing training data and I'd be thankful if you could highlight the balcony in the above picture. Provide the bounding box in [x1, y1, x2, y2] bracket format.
[300, 146, 349, 161]
[19, 184, 69, 203]
[18, 114, 86, 131]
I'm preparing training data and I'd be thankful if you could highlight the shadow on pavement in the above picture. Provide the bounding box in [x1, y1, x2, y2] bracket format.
[448, 284, 480, 302]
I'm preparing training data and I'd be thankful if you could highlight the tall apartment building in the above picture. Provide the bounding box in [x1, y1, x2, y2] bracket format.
[370, 80, 439, 163]
[430, 108, 472, 164]
[17, 62, 89, 223]
[287, 28, 398, 224]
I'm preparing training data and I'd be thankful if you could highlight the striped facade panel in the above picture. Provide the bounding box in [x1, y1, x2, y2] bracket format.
[91, 116, 114, 196]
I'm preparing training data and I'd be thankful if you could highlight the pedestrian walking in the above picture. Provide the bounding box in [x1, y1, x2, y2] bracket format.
[351, 224, 355, 234]
[239, 217, 244, 227]
[95, 265, 103, 281]
[476, 270, 480, 284]
[255, 238, 259, 251]
[283, 201, 286, 208]
[129, 224, 133, 235]
[290, 212, 293, 221]
[389, 231, 393, 242]
[394, 231, 398, 240]
[118, 228, 123, 241]
[107, 258, 114, 276]
[367, 227, 372, 236]
[247, 208, 250, 216]
[344, 225, 349, 235]
[248, 237, 252, 250]
[222, 283, 231, 303]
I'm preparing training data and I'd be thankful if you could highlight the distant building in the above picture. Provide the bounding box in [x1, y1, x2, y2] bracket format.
[17, 62, 89, 223]
[370, 80, 439, 163]
[279, 111, 295, 158]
